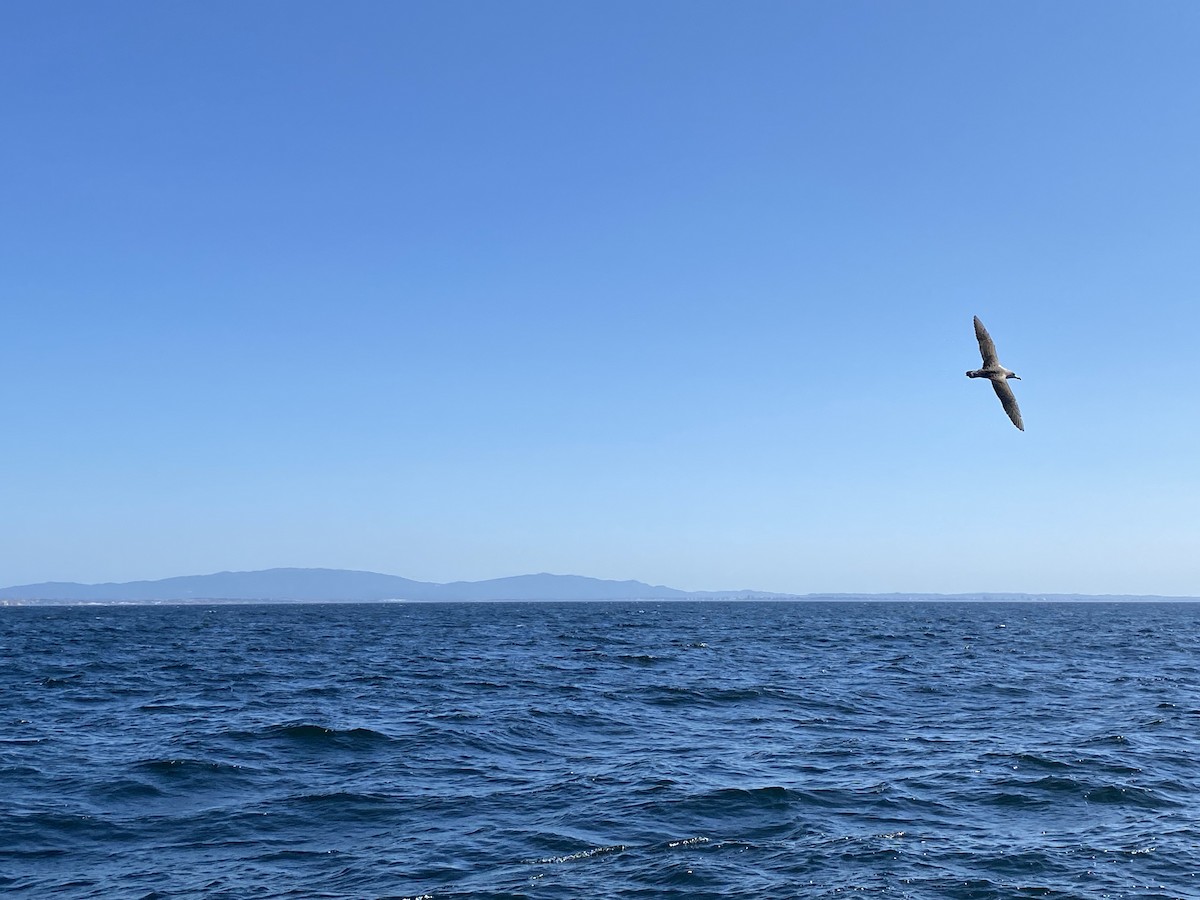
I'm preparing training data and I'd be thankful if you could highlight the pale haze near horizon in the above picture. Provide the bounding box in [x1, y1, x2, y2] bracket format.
[3, 2, 1199, 596]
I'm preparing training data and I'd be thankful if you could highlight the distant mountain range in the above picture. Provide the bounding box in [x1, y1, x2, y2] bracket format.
[0, 568, 1194, 604]
[0, 568, 792, 603]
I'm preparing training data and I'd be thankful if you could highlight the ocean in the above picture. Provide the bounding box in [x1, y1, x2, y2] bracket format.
[2, 600, 1198, 899]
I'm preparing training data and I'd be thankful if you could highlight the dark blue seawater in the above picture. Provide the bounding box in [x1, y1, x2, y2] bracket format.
[3, 601, 1199, 899]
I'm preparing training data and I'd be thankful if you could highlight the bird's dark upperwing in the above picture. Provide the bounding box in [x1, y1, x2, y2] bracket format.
[991, 378, 1024, 431]
[974, 316, 998, 367]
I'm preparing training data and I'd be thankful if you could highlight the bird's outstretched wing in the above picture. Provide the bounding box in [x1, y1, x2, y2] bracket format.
[991, 378, 1024, 431]
[974, 316, 998, 367]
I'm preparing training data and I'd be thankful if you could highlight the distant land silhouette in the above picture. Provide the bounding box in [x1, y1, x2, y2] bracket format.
[0, 568, 789, 603]
[0, 568, 1195, 604]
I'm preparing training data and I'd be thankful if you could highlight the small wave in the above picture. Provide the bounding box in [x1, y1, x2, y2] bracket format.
[90, 777, 165, 801]
[962, 774, 1084, 808]
[1083, 733, 1129, 746]
[297, 684, 340, 697]
[640, 685, 778, 707]
[985, 790, 1054, 808]
[253, 848, 346, 862]
[134, 758, 249, 778]
[40, 674, 84, 687]
[667, 836, 710, 848]
[1005, 774, 1084, 793]
[686, 785, 803, 811]
[0, 847, 67, 861]
[1084, 784, 1180, 808]
[228, 723, 396, 749]
[1086, 758, 1143, 777]
[287, 790, 394, 807]
[989, 752, 1074, 771]
[274, 723, 392, 741]
[2, 812, 127, 841]
[0, 765, 42, 779]
[618, 654, 671, 666]
[533, 844, 629, 864]
[348, 673, 394, 685]
[976, 773, 1179, 810]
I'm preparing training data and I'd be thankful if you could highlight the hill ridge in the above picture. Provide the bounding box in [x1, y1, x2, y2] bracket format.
[0, 567, 785, 603]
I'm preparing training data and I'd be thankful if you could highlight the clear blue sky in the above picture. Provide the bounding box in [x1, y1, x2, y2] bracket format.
[3, 1, 1199, 594]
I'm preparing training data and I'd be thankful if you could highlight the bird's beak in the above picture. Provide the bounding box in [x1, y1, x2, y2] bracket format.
[1011, 375, 1021, 380]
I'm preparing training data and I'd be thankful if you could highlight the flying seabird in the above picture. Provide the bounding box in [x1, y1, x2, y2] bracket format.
[967, 316, 1023, 431]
